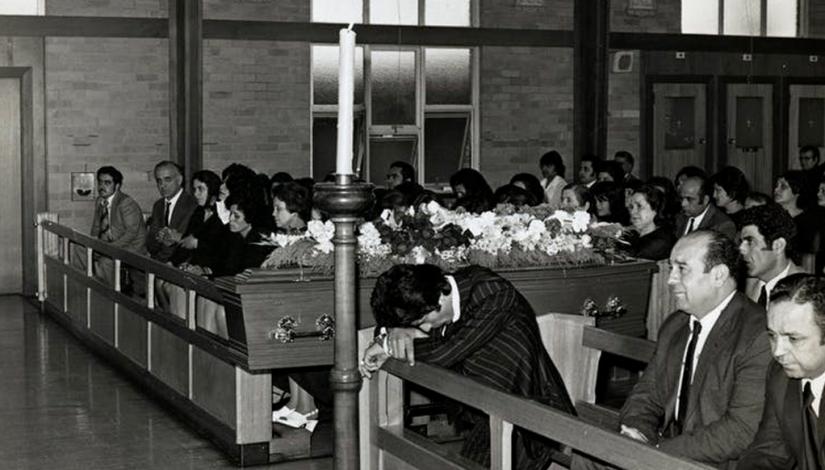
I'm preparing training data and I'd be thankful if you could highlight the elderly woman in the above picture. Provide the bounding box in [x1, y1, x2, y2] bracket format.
[623, 185, 676, 261]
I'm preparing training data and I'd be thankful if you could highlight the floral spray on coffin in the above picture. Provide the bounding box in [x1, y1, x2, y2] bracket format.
[260, 201, 626, 277]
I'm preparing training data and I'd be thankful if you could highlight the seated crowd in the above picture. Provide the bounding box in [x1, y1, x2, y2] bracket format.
[81, 145, 825, 469]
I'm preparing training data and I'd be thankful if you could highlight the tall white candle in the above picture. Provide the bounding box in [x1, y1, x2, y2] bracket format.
[336, 26, 356, 176]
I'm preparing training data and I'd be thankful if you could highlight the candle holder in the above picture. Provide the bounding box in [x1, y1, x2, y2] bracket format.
[313, 174, 374, 470]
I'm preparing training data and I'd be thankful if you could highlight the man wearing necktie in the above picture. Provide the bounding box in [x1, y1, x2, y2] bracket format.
[738, 204, 806, 308]
[737, 274, 825, 470]
[73, 166, 146, 285]
[616, 230, 771, 469]
[674, 175, 737, 240]
[145, 161, 198, 263]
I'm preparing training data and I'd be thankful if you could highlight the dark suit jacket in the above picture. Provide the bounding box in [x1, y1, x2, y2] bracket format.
[90, 191, 147, 254]
[674, 204, 737, 240]
[619, 292, 771, 469]
[411, 266, 576, 470]
[146, 190, 198, 262]
[737, 361, 821, 469]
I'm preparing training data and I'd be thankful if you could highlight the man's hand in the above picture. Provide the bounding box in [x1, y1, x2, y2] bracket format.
[179, 235, 198, 249]
[359, 343, 389, 379]
[387, 328, 429, 366]
[620, 425, 649, 443]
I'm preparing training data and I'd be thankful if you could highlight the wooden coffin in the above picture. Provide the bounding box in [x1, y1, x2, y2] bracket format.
[215, 260, 657, 371]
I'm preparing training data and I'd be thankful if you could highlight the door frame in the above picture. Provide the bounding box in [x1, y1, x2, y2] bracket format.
[783, 76, 825, 173]
[718, 75, 782, 181]
[643, 74, 715, 180]
[0, 67, 36, 295]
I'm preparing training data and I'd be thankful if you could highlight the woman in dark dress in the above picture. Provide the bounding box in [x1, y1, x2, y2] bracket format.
[624, 185, 675, 261]
[450, 168, 495, 213]
[775, 170, 824, 271]
[710, 166, 750, 227]
[170, 170, 227, 269]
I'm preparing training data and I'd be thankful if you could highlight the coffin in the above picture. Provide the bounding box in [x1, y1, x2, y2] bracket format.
[215, 259, 658, 371]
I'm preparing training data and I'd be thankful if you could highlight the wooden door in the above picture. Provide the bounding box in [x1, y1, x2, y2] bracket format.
[726, 84, 774, 194]
[0, 78, 22, 294]
[788, 84, 825, 170]
[652, 83, 707, 180]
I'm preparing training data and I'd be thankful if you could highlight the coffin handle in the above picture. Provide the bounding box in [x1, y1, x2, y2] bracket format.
[270, 314, 336, 343]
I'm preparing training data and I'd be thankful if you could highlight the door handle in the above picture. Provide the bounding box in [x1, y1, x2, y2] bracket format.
[728, 138, 736, 145]
[698, 138, 706, 145]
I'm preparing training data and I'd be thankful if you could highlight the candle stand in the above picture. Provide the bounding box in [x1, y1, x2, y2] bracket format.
[314, 174, 374, 470]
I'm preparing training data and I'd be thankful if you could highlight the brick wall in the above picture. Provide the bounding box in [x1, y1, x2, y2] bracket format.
[46, 0, 166, 16]
[201, 1, 310, 179]
[202, 40, 310, 178]
[45, 37, 169, 231]
[610, 0, 681, 33]
[479, 47, 574, 188]
[607, 51, 642, 176]
[809, 0, 825, 37]
[203, 0, 307, 21]
[479, 0, 572, 29]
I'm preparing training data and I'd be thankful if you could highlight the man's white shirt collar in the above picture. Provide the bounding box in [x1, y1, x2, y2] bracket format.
[685, 205, 710, 234]
[762, 262, 792, 305]
[803, 371, 825, 417]
[445, 275, 461, 323]
[688, 290, 736, 375]
[165, 188, 183, 224]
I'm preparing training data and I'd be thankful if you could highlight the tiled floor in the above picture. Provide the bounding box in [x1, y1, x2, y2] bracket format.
[0, 295, 331, 470]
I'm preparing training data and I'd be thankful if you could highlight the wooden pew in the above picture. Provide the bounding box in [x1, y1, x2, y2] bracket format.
[363, 358, 709, 470]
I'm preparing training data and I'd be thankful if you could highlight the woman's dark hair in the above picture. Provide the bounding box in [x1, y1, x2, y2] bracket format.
[450, 168, 494, 211]
[225, 192, 266, 232]
[270, 171, 293, 186]
[273, 181, 312, 223]
[370, 264, 451, 327]
[221, 163, 256, 184]
[746, 191, 773, 207]
[632, 184, 669, 228]
[539, 150, 566, 179]
[192, 170, 221, 206]
[390, 161, 416, 183]
[778, 170, 807, 196]
[590, 181, 629, 225]
[595, 160, 624, 183]
[494, 184, 538, 207]
[509, 173, 544, 206]
[710, 166, 751, 205]
[647, 176, 680, 221]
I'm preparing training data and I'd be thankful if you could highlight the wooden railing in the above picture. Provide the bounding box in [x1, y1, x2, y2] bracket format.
[358, 320, 710, 470]
[35, 214, 275, 466]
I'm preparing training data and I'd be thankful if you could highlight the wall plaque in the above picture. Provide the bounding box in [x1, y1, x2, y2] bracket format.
[664, 96, 695, 149]
[798, 97, 825, 147]
[735, 96, 763, 149]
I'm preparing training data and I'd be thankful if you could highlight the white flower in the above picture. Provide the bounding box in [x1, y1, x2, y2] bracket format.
[411, 246, 429, 264]
[571, 211, 591, 233]
[358, 222, 391, 257]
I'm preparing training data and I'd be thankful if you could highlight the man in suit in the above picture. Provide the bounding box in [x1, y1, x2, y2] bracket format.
[146, 161, 198, 263]
[76, 166, 146, 285]
[617, 230, 771, 468]
[738, 204, 807, 306]
[674, 175, 737, 240]
[736, 274, 825, 470]
[361, 264, 576, 470]
[614, 150, 640, 184]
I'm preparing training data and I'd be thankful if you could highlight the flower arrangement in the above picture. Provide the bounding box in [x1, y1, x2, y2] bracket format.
[261, 201, 625, 276]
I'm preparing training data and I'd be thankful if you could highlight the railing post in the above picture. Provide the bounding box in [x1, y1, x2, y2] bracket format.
[489, 416, 513, 470]
[114, 259, 121, 349]
[35, 214, 46, 302]
[315, 175, 374, 470]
